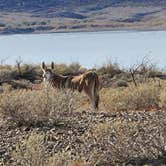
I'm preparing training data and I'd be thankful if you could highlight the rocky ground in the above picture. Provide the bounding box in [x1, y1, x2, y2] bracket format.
[0, 110, 166, 165]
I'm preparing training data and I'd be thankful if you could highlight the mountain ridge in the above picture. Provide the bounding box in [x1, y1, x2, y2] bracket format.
[0, 0, 166, 11]
[0, 0, 166, 34]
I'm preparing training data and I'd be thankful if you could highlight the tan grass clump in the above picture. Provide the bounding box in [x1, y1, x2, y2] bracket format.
[47, 152, 87, 166]
[0, 88, 74, 126]
[13, 133, 88, 166]
[159, 86, 166, 109]
[13, 134, 46, 166]
[80, 115, 166, 165]
[101, 82, 160, 111]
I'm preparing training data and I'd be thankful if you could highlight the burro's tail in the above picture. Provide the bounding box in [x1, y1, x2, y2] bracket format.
[93, 73, 100, 110]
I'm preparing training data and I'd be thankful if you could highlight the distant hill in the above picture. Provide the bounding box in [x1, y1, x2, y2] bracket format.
[0, 0, 166, 11]
[0, 0, 166, 34]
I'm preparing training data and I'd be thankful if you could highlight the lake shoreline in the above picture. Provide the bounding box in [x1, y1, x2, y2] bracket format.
[0, 26, 166, 36]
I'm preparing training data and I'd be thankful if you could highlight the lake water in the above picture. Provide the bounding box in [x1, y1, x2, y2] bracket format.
[0, 30, 166, 69]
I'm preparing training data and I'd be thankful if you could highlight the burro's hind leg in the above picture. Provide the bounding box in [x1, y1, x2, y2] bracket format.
[84, 85, 95, 110]
[85, 83, 99, 110]
[93, 93, 99, 110]
[92, 77, 100, 110]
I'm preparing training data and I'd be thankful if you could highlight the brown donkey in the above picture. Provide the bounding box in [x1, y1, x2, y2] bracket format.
[41, 62, 100, 109]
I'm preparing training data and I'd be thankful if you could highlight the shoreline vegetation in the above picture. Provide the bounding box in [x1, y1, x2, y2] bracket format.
[0, 60, 166, 165]
[1, 28, 166, 36]
[1, 22, 166, 35]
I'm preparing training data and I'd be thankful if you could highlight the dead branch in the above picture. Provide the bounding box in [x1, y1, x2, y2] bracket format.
[16, 56, 23, 76]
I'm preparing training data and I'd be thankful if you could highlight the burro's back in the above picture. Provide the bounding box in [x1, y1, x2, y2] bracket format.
[41, 62, 100, 110]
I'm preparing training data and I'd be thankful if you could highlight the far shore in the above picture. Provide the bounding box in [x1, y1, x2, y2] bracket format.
[0, 26, 166, 36]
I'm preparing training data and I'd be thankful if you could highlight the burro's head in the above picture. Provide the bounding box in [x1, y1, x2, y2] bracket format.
[41, 62, 54, 81]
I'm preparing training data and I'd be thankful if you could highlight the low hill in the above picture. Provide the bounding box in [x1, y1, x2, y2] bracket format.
[0, 0, 166, 34]
[0, 0, 166, 11]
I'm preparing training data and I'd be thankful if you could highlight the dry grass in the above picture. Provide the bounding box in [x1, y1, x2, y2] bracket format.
[13, 134, 46, 166]
[159, 84, 166, 109]
[0, 87, 78, 126]
[1, 79, 166, 124]
[1, 63, 166, 165]
[10, 110, 166, 166]
[100, 81, 162, 111]
[12, 133, 88, 166]
[0, 63, 82, 83]
[80, 113, 166, 165]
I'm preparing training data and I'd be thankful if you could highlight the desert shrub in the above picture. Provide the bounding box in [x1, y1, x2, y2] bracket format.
[0, 62, 84, 84]
[80, 116, 166, 165]
[53, 62, 82, 75]
[47, 152, 87, 166]
[101, 82, 160, 111]
[80, 121, 137, 165]
[98, 60, 121, 76]
[17, 64, 40, 81]
[68, 62, 82, 73]
[112, 79, 128, 88]
[159, 86, 166, 109]
[0, 88, 74, 126]
[0, 83, 13, 93]
[47, 152, 72, 166]
[13, 133, 88, 166]
[0, 65, 17, 81]
[0, 64, 40, 82]
[13, 134, 46, 166]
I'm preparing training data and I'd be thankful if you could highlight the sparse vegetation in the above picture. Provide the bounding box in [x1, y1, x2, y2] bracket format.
[0, 88, 76, 126]
[0, 62, 166, 165]
[0, 0, 166, 164]
[13, 134, 46, 166]
[101, 82, 161, 111]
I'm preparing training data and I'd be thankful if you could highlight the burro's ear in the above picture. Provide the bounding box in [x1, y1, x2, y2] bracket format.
[41, 62, 46, 71]
[51, 62, 54, 70]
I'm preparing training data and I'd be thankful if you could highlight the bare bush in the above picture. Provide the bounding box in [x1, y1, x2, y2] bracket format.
[129, 57, 160, 86]
[0, 88, 74, 126]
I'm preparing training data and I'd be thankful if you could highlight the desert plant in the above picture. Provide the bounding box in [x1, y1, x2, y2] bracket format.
[0, 88, 74, 126]
[13, 134, 46, 166]
[101, 82, 160, 111]
[13, 133, 88, 166]
[98, 60, 121, 76]
[159, 86, 166, 109]
[80, 114, 166, 165]
[47, 151, 87, 166]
